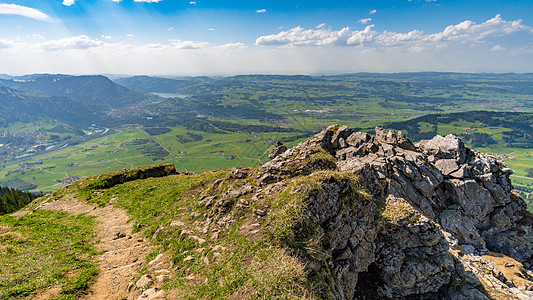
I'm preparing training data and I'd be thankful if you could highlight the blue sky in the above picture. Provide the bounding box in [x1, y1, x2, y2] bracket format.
[0, 0, 532, 75]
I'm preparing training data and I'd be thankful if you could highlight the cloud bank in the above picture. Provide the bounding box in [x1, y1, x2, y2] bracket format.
[0, 15, 531, 75]
[256, 15, 533, 53]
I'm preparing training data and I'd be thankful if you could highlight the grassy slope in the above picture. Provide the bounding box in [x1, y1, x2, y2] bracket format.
[36, 161, 372, 299]
[0, 210, 98, 299]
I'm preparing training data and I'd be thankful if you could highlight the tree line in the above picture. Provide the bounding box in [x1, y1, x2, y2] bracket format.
[0, 186, 39, 215]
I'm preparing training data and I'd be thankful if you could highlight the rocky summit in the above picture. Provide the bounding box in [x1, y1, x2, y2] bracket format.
[16, 125, 533, 300]
[251, 125, 533, 299]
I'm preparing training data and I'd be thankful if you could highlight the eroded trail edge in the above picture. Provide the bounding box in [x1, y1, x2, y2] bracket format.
[38, 197, 153, 300]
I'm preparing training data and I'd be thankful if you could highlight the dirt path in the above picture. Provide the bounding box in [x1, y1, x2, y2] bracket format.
[35, 197, 153, 300]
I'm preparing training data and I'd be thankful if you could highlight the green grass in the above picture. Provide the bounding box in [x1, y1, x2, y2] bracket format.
[2, 75, 533, 196]
[0, 128, 175, 192]
[60, 164, 372, 299]
[0, 210, 98, 299]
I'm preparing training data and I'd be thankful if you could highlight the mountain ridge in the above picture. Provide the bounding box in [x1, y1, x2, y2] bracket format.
[0, 74, 152, 109]
[9, 126, 533, 299]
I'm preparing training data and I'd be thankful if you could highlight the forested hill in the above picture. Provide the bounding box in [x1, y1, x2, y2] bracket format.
[114, 75, 213, 93]
[0, 74, 151, 108]
[0, 186, 37, 215]
[0, 86, 96, 124]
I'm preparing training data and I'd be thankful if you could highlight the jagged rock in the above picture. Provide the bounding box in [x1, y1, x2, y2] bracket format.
[206, 125, 533, 299]
[375, 127, 416, 151]
[417, 134, 468, 163]
[269, 141, 288, 159]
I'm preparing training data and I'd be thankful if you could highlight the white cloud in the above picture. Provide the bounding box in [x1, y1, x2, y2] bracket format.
[168, 27, 174, 31]
[0, 16, 531, 76]
[170, 39, 210, 49]
[256, 25, 375, 47]
[126, 34, 135, 39]
[316, 23, 326, 29]
[0, 4, 58, 23]
[369, 9, 377, 15]
[133, 0, 163, 2]
[62, 0, 76, 6]
[189, 1, 197, 4]
[256, 15, 533, 52]
[101, 35, 112, 39]
[208, 28, 215, 31]
[359, 18, 372, 25]
[218, 42, 247, 50]
[35, 35, 103, 51]
[256, 9, 266, 13]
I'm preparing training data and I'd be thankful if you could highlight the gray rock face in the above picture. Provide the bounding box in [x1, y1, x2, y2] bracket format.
[255, 125, 533, 299]
[328, 126, 533, 264]
[212, 125, 533, 299]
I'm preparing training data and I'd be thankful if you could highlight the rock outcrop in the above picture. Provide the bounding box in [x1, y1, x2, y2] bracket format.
[224, 125, 533, 299]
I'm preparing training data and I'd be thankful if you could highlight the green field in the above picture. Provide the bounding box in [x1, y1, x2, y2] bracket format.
[0, 74, 531, 201]
[0, 129, 173, 192]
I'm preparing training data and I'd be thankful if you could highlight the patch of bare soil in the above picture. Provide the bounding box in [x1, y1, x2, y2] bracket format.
[35, 196, 154, 300]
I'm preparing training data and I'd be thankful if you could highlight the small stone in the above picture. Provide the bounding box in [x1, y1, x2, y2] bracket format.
[137, 288, 166, 300]
[190, 235, 207, 244]
[505, 263, 515, 268]
[253, 209, 267, 216]
[148, 254, 165, 267]
[127, 282, 135, 291]
[211, 245, 225, 252]
[169, 220, 185, 227]
[180, 229, 193, 237]
[210, 231, 219, 240]
[114, 231, 127, 240]
[156, 274, 170, 282]
[135, 274, 153, 289]
[184, 255, 195, 262]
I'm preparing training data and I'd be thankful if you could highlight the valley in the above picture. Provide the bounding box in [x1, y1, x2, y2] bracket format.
[0, 72, 532, 207]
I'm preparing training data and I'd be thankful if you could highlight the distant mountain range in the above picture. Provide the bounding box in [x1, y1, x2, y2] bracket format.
[0, 86, 95, 125]
[0, 74, 154, 127]
[0, 74, 151, 109]
[114, 75, 212, 93]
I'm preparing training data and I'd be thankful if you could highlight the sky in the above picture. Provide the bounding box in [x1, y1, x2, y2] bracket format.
[0, 0, 532, 75]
